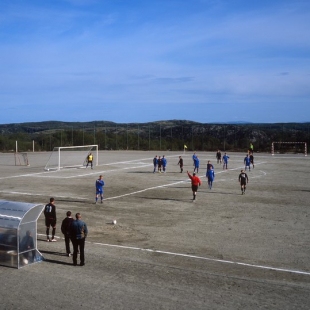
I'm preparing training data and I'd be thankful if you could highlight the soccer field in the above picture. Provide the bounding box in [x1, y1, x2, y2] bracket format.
[0, 150, 309, 309]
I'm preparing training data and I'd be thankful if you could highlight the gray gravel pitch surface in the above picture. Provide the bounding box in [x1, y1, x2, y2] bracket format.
[0, 151, 309, 309]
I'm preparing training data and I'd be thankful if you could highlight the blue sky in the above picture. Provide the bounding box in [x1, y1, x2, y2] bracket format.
[0, 0, 309, 124]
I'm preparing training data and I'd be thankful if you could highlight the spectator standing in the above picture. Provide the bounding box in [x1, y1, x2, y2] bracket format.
[71, 213, 88, 266]
[61, 211, 74, 257]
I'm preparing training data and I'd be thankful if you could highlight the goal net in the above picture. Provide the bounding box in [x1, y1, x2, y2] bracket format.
[15, 153, 29, 166]
[44, 145, 98, 171]
[271, 142, 307, 156]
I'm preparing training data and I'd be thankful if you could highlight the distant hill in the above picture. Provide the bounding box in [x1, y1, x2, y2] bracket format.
[0, 120, 309, 153]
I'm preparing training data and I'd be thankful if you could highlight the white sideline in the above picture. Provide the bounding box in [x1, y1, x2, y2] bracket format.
[38, 234, 310, 276]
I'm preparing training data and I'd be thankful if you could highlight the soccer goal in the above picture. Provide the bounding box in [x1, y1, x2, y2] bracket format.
[14, 152, 29, 166]
[271, 142, 307, 156]
[44, 145, 98, 171]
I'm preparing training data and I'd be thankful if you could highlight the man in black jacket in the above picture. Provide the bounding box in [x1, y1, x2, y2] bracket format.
[61, 211, 74, 257]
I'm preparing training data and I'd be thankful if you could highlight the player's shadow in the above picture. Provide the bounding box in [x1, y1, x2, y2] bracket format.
[127, 171, 153, 174]
[40, 250, 68, 257]
[127, 171, 178, 174]
[56, 198, 87, 204]
[171, 186, 190, 188]
[199, 190, 236, 195]
[38, 237, 51, 242]
[42, 258, 73, 266]
[39, 250, 74, 265]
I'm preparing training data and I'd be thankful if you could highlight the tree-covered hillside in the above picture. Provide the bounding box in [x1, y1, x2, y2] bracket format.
[0, 120, 309, 153]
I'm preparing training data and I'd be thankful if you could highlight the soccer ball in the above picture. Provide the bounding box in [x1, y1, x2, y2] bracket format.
[112, 220, 117, 225]
[23, 258, 28, 265]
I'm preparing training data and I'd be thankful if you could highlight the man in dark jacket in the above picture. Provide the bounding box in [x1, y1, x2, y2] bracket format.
[61, 211, 74, 257]
[20, 230, 36, 263]
[71, 213, 88, 266]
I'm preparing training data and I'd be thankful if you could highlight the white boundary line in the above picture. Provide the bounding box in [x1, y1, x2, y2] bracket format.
[0, 162, 267, 200]
[39, 234, 310, 276]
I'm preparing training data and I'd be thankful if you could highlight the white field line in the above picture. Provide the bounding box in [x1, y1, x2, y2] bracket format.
[0, 161, 267, 200]
[38, 233, 310, 276]
[0, 170, 57, 180]
[0, 190, 89, 200]
[57, 160, 267, 180]
[103, 164, 267, 201]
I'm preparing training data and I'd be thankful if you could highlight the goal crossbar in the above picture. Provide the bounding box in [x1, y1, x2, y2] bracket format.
[271, 142, 307, 156]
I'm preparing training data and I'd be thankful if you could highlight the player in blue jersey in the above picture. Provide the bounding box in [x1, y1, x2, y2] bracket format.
[244, 154, 251, 171]
[193, 156, 200, 173]
[222, 153, 230, 170]
[206, 167, 215, 189]
[162, 155, 167, 173]
[95, 175, 105, 204]
[192, 152, 197, 166]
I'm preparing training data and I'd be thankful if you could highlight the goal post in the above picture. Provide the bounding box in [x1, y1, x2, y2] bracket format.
[14, 152, 29, 166]
[44, 145, 98, 171]
[271, 142, 307, 156]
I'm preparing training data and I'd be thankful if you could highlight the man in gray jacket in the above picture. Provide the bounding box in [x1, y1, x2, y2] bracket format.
[71, 213, 88, 266]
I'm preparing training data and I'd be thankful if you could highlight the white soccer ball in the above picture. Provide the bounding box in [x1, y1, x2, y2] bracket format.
[23, 258, 28, 265]
[47, 169, 49, 171]
[113, 220, 117, 225]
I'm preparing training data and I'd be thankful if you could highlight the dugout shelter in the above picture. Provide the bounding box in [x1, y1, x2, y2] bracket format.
[0, 200, 44, 269]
